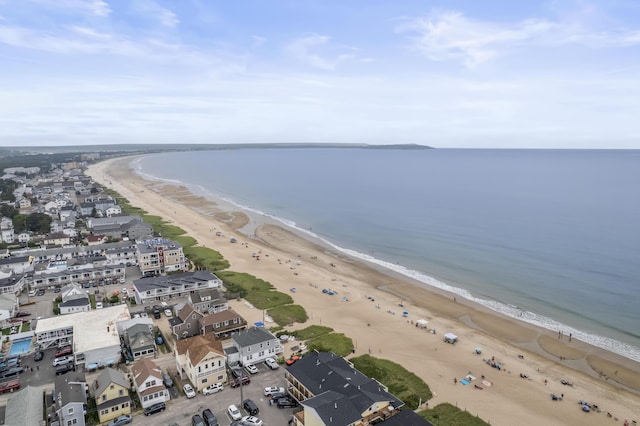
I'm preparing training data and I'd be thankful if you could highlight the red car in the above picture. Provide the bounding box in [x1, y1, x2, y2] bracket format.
[55, 346, 73, 358]
[0, 380, 20, 393]
[285, 355, 300, 366]
[14, 312, 31, 318]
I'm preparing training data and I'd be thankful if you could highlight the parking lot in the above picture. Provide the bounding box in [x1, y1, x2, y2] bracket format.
[132, 360, 296, 426]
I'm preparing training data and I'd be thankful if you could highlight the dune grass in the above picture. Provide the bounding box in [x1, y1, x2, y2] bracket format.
[419, 403, 491, 426]
[268, 304, 308, 327]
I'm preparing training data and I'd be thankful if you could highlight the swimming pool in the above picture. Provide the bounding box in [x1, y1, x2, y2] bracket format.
[9, 338, 32, 356]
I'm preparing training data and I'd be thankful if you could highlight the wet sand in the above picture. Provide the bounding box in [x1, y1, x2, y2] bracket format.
[87, 156, 640, 426]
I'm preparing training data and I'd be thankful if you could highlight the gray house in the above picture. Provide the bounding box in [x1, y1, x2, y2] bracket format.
[230, 327, 283, 367]
[54, 371, 87, 426]
[169, 304, 204, 340]
[125, 323, 157, 359]
[189, 288, 228, 314]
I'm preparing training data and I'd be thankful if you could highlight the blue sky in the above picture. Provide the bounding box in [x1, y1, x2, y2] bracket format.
[1, 0, 639, 148]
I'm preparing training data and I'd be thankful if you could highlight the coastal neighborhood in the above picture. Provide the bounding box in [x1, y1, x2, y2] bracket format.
[0, 155, 437, 425]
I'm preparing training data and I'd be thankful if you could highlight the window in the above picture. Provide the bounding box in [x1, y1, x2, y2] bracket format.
[101, 395, 106, 401]
[119, 389, 124, 396]
[202, 378, 207, 384]
[110, 384, 114, 390]
[68, 408, 74, 414]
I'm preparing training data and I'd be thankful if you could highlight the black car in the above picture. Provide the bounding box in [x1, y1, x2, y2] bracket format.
[242, 399, 259, 416]
[143, 402, 166, 416]
[230, 376, 250, 388]
[56, 363, 75, 375]
[277, 397, 297, 408]
[202, 408, 218, 426]
[191, 414, 205, 426]
[36, 289, 45, 296]
[153, 308, 161, 319]
[34, 351, 44, 361]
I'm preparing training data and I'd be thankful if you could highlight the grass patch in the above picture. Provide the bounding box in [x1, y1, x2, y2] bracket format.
[419, 403, 491, 426]
[268, 304, 308, 327]
[158, 224, 189, 239]
[307, 333, 353, 357]
[286, 325, 333, 340]
[89, 294, 96, 309]
[184, 246, 230, 271]
[350, 354, 432, 410]
[216, 271, 293, 308]
[175, 235, 198, 248]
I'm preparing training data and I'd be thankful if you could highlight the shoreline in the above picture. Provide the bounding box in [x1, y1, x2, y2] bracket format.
[87, 155, 640, 425]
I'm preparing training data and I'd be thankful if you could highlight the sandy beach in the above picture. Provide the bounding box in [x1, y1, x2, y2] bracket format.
[87, 156, 640, 426]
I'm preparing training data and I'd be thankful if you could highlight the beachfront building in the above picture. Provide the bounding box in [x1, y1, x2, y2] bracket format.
[13, 240, 137, 266]
[92, 367, 132, 425]
[34, 304, 131, 369]
[0, 256, 32, 275]
[131, 358, 170, 409]
[198, 309, 247, 339]
[170, 303, 204, 340]
[54, 371, 88, 426]
[285, 351, 430, 426]
[189, 288, 228, 314]
[132, 271, 222, 304]
[0, 272, 27, 296]
[175, 334, 227, 392]
[29, 262, 126, 290]
[135, 238, 188, 277]
[229, 327, 282, 367]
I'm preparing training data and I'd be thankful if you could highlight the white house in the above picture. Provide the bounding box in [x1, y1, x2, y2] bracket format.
[230, 327, 283, 367]
[0, 216, 14, 243]
[131, 358, 170, 408]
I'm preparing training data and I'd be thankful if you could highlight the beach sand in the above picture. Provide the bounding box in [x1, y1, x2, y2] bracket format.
[87, 156, 640, 426]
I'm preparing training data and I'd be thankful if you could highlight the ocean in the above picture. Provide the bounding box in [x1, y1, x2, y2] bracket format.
[135, 148, 640, 362]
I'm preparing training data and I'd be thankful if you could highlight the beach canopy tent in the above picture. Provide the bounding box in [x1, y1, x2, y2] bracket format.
[416, 319, 429, 328]
[444, 333, 458, 344]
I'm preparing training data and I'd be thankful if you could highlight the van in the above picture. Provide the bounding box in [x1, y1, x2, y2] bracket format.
[52, 355, 74, 366]
[143, 402, 166, 416]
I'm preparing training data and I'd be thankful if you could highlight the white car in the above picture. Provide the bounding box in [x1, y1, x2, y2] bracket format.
[264, 386, 285, 396]
[264, 358, 279, 370]
[183, 383, 196, 398]
[241, 416, 263, 426]
[202, 383, 223, 395]
[164, 308, 173, 317]
[227, 404, 242, 420]
[245, 364, 258, 374]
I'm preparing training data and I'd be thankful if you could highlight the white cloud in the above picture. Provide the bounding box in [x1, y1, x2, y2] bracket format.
[131, 0, 180, 28]
[252, 35, 266, 47]
[398, 9, 640, 67]
[286, 34, 336, 70]
[25, 0, 111, 17]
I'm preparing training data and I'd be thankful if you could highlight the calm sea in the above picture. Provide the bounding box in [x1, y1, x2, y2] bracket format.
[135, 148, 640, 361]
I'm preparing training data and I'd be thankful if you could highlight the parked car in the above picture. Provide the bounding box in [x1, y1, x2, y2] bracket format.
[153, 308, 161, 319]
[191, 414, 205, 426]
[242, 399, 259, 416]
[0, 380, 20, 393]
[269, 391, 287, 401]
[202, 408, 218, 426]
[231, 368, 244, 379]
[55, 346, 73, 358]
[143, 402, 166, 416]
[202, 382, 223, 395]
[28, 290, 36, 297]
[15, 311, 31, 318]
[230, 376, 250, 388]
[264, 386, 285, 396]
[0, 367, 24, 378]
[36, 289, 45, 296]
[264, 357, 279, 370]
[240, 416, 263, 426]
[244, 364, 258, 375]
[52, 355, 74, 367]
[162, 372, 174, 388]
[56, 363, 75, 375]
[276, 397, 297, 409]
[285, 355, 300, 365]
[107, 414, 132, 426]
[164, 308, 173, 317]
[227, 404, 242, 420]
[183, 383, 196, 398]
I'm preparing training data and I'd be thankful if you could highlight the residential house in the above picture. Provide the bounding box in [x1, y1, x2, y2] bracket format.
[0, 272, 26, 296]
[0, 293, 18, 322]
[229, 327, 282, 367]
[198, 309, 247, 339]
[18, 198, 31, 209]
[105, 205, 122, 217]
[0, 216, 14, 243]
[175, 334, 227, 392]
[136, 238, 188, 277]
[170, 303, 203, 340]
[54, 371, 87, 426]
[285, 351, 431, 426]
[50, 219, 64, 234]
[59, 296, 91, 315]
[87, 234, 108, 245]
[132, 271, 222, 304]
[124, 323, 157, 359]
[189, 288, 228, 314]
[59, 205, 76, 222]
[92, 367, 132, 425]
[3, 385, 45, 426]
[131, 358, 169, 409]
[17, 231, 31, 244]
[78, 202, 95, 217]
[44, 232, 71, 246]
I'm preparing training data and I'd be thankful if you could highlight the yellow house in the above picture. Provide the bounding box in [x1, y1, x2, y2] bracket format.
[175, 334, 227, 392]
[92, 367, 132, 424]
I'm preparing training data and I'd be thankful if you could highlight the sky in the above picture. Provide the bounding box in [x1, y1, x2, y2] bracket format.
[1, 0, 639, 148]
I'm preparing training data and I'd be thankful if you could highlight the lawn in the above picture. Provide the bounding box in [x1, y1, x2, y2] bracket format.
[307, 333, 354, 357]
[268, 304, 308, 327]
[419, 403, 491, 426]
[350, 354, 432, 410]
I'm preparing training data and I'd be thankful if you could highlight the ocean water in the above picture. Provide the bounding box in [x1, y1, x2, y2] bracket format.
[135, 148, 640, 362]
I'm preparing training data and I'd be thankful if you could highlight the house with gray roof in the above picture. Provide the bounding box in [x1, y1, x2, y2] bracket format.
[54, 371, 87, 426]
[198, 308, 247, 339]
[132, 271, 222, 304]
[285, 351, 432, 426]
[3, 385, 45, 426]
[170, 303, 203, 340]
[189, 287, 228, 314]
[230, 327, 282, 367]
[124, 322, 157, 359]
[92, 367, 132, 425]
